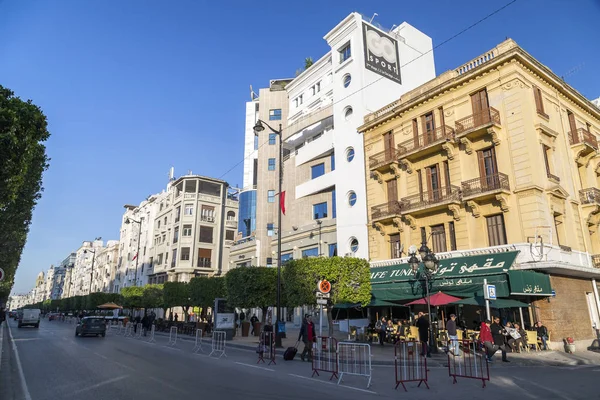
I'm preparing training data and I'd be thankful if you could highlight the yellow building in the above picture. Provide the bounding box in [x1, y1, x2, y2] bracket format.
[359, 39, 600, 343]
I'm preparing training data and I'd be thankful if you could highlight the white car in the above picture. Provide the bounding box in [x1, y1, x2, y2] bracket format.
[18, 308, 41, 328]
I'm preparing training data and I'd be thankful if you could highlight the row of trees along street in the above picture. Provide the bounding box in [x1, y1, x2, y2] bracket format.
[26, 257, 372, 336]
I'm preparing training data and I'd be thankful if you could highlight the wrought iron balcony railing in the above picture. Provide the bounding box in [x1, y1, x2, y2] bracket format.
[455, 107, 501, 135]
[371, 201, 403, 220]
[569, 128, 598, 150]
[400, 185, 461, 212]
[461, 172, 510, 198]
[369, 148, 400, 170]
[397, 125, 455, 157]
[580, 188, 600, 205]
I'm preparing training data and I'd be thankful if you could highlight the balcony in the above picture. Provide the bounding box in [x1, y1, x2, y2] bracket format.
[461, 173, 510, 199]
[455, 107, 501, 139]
[200, 215, 215, 223]
[397, 125, 455, 160]
[592, 254, 600, 269]
[400, 185, 461, 214]
[569, 128, 598, 164]
[226, 220, 237, 228]
[369, 148, 400, 171]
[580, 188, 600, 206]
[371, 201, 402, 222]
[197, 259, 212, 268]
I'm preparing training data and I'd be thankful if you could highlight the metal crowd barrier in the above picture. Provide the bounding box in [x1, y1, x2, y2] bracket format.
[167, 326, 178, 346]
[257, 331, 276, 365]
[209, 331, 227, 358]
[448, 339, 490, 388]
[147, 324, 156, 343]
[135, 323, 143, 339]
[193, 329, 204, 354]
[311, 336, 338, 380]
[124, 322, 134, 337]
[337, 342, 372, 388]
[116, 322, 124, 336]
[394, 340, 429, 391]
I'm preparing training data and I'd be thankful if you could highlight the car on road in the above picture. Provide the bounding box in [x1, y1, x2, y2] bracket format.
[18, 308, 41, 328]
[75, 317, 107, 337]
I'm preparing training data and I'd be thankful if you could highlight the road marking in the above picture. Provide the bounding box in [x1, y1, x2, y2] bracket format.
[93, 352, 108, 360]
[288, 374, 377, 394]
[234, 362, 275, 372]
[512, 376, 574, 400]
[113, 361, 135, 371]
[72, 375, 128, 394]
[148, 376, 188, 394]
[7, 323, 33, 400]
[12, 338, 40, 342]
[163, 346, 182, 351]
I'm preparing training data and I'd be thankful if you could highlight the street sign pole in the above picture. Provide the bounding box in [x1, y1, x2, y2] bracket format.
[316, 280, 331, 337]
[483, 278, 491, 321]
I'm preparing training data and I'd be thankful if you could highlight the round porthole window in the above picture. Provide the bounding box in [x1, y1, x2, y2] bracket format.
[347, 191, 357, 207]
[343, 74, 351, 88]
[344, 107, 353, 121]
[346, 147, 355, 162]
[349, 237, 359, 253]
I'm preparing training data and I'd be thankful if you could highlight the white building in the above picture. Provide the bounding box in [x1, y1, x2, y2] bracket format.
[8, 294, 30, 310]
[93, 240, 119, 293]
[70, 239, 104, 296]
[60, 253, 76, 299]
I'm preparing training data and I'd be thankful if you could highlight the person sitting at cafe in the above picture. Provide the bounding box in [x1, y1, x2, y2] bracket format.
[512, 323, 527, 352]
[536, 321, 549, 350]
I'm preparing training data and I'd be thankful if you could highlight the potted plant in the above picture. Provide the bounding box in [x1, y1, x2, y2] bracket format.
[563, 337, 575, 353]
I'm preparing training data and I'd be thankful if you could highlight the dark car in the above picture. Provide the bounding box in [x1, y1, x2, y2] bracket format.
[75, 317, 107, 337]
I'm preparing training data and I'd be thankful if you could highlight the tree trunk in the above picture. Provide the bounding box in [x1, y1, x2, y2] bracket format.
[183, 306, 190, 322]
[261, 307, 268, 326]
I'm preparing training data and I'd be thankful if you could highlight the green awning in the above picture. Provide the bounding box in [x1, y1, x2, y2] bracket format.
[452, 297, 530, 308]
[508, 270, 552, 296]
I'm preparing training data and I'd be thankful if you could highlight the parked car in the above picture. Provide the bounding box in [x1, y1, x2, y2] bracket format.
[18, 309, 41, 328]
[75, 317, 106, 337]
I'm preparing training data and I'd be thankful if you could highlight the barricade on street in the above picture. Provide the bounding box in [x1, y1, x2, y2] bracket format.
[209, 330, 227, 358]
[448, 339, 489, 388]
[337, 342, 372, 388]
[311, 336, 338, 380]
[116, 322, 124, 336]
[257, 331, 276, 365]
[147, 324, 156, 343]
[193, 329, 204, 354]
[124, 322, 134, 337]
[135, 323, 143, 339]
[394, 340, 429, 391]
[167, 326, 178, 346]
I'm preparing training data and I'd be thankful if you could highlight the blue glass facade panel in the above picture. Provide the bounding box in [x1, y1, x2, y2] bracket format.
[238, 190, 257, 237]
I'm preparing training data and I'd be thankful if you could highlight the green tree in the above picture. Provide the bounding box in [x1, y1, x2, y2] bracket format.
[304, 57, 313, 70]
[121, 286, 144, 311]
[282, 257, 371, 336]
[163, 282, 192, 321]
[189, 276, 225, 311]
[0, 86, 50, 302]
[142, 284, 164, 310]
[225, 267, 276, 325]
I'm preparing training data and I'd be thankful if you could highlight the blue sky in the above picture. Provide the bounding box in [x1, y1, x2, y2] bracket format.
[2, 0, 598, 293]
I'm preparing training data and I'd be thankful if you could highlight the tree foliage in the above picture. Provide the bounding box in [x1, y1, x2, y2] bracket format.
[0, 86, 50, 302]
[142, 284, 164, 309]
[121, 286, 144, 309]
[225, 267, 276, 324]
[163, 281, 192, 320]
[189, 276, 225, 309]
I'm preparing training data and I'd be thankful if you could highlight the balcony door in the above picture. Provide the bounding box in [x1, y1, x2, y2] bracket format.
[426, 164, 441, 202]
[387, 179, 398, 203]
[567, 111, 578, 143]
[421, 112, 436, 145]
[384, 131, 395, 162]
[390, 233, 401, 259]
[471, 89, 490, 126]
[477, 147, 498, 190]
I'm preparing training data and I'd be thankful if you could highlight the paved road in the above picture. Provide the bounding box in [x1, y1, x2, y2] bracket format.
[1, 319, 598, 400]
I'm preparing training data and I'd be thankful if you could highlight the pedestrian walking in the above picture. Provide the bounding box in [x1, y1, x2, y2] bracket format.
[298, 314, 316, 362]
[416, 312, 431, 357]
[250, 314, 258, 335]
[141, 314, 149, 336]
[447, 314, 460, 355]
[375, 317, 386, 346]
[490, 316, 509, 362]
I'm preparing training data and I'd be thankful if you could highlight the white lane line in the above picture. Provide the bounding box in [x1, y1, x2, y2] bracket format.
[93, 352, 108, 360]
[163, 346, 182, 351]
[12, 338, 40, 342]
[512, 376, 574, 400]
[72, 375, 128, 394]
[7, 323, 33, 400]
[113, 361, 135, 371]
[288, 374, 377, 395]
[234, 362, 275, 372]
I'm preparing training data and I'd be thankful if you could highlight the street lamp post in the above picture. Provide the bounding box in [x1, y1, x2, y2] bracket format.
[253, 119, 284, 348]
[125, 217, 142, 286]
[408, 241, 439, 355]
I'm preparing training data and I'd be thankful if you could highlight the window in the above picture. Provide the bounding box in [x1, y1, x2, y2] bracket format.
[175, 206, 181, 222]
[316, 81, 321, 93]
[269, 109, 282, 121]
[470, 88, 490, 126]
[344, 107, 353, 121]
[281, 253, 294, 264]
[201, 205, 215, 222]
[313, 202, 328, 219]
[443, 160, 451, 189]
[157, 253, 163, 265]
[330, 153, 335, 171]
[225, 230, 235, 241]
[171, 249, 177, 267]
[349, 238, 359, 253]
[199, 181, 221, 196]
[197, 248, 211, 268]
[268, 133, 277, 145]
[311, 163, 325, 179]
[431, 224, 447, 253]
[328, 243, 337, 257]
[160, 203, 163, 211]
[346, 147, 355, 162]
[183, 225, 192, 237]
[390, 234, 401, 258]
[254, 134, 259, 150]
[266, 257, 273, 268]
[553, 213, 566, 247]
[184, 204, 193, 216]
[343, 74, 351, 88]
[267, 223, 274, 237]
[227, 211, 236, 221]
[311, 82, 321, 95]
[267, 190, 275, 203]
[157, 220, 161, 229]
[422, 112, 435, 144]
[533, 86, 547, 117]
[173, 227, 179, 244]
[164, 216, 167, 225]
[449, 222, 457, 251]
[332, 189, 337, 218]
[299, 94, 303, 105]
[347, 191, 357, 207]
[477, 147, 499, 189]
[302, 247, 319, 258]
[542, 144, 558, 181]
[162, 234, 166, 243]
[426, 164, 441, 201]
[486, 214, 507, 246]
[199, 226, 213, 243]
[268, 158, 276, 171]
[339, 42, 351, 63]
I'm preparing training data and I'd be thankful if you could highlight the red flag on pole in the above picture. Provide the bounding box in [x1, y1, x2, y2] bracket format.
[132, 252, 138, 261]
[280, 191, 286, 215]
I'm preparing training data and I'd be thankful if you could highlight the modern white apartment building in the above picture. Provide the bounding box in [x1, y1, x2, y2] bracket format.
[92, 240, 119, 293]
[59, 253, 76, 299]
[69, 239, 104, 296]
[231, 12, 436, 266]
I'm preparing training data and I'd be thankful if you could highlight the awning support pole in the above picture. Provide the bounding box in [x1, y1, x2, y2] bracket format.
[519, 307, 525, 329]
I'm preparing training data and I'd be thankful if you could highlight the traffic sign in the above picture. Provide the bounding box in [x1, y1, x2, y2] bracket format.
[0, 268, 4, 282]
[318, 279, 331, 294]
[484, 284, 497, 300]
[316, 292, 330, 299]
[316, 299, 328, 305]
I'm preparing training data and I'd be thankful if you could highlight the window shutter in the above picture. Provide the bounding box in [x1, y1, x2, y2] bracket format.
[542, 145, 551, 175]
[426, 167, 433, 200]
[421, 115, 429, 145]
[198, 248, 211, 258]
[412, 119, 419, 147]
[387, 179, 398, 202]
[477, 150, 486, 187]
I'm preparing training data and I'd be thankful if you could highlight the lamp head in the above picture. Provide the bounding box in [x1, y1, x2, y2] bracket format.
[408, 254, 420, 273]
[253, 120, 265, 134]
[418, 242, 430, 259]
